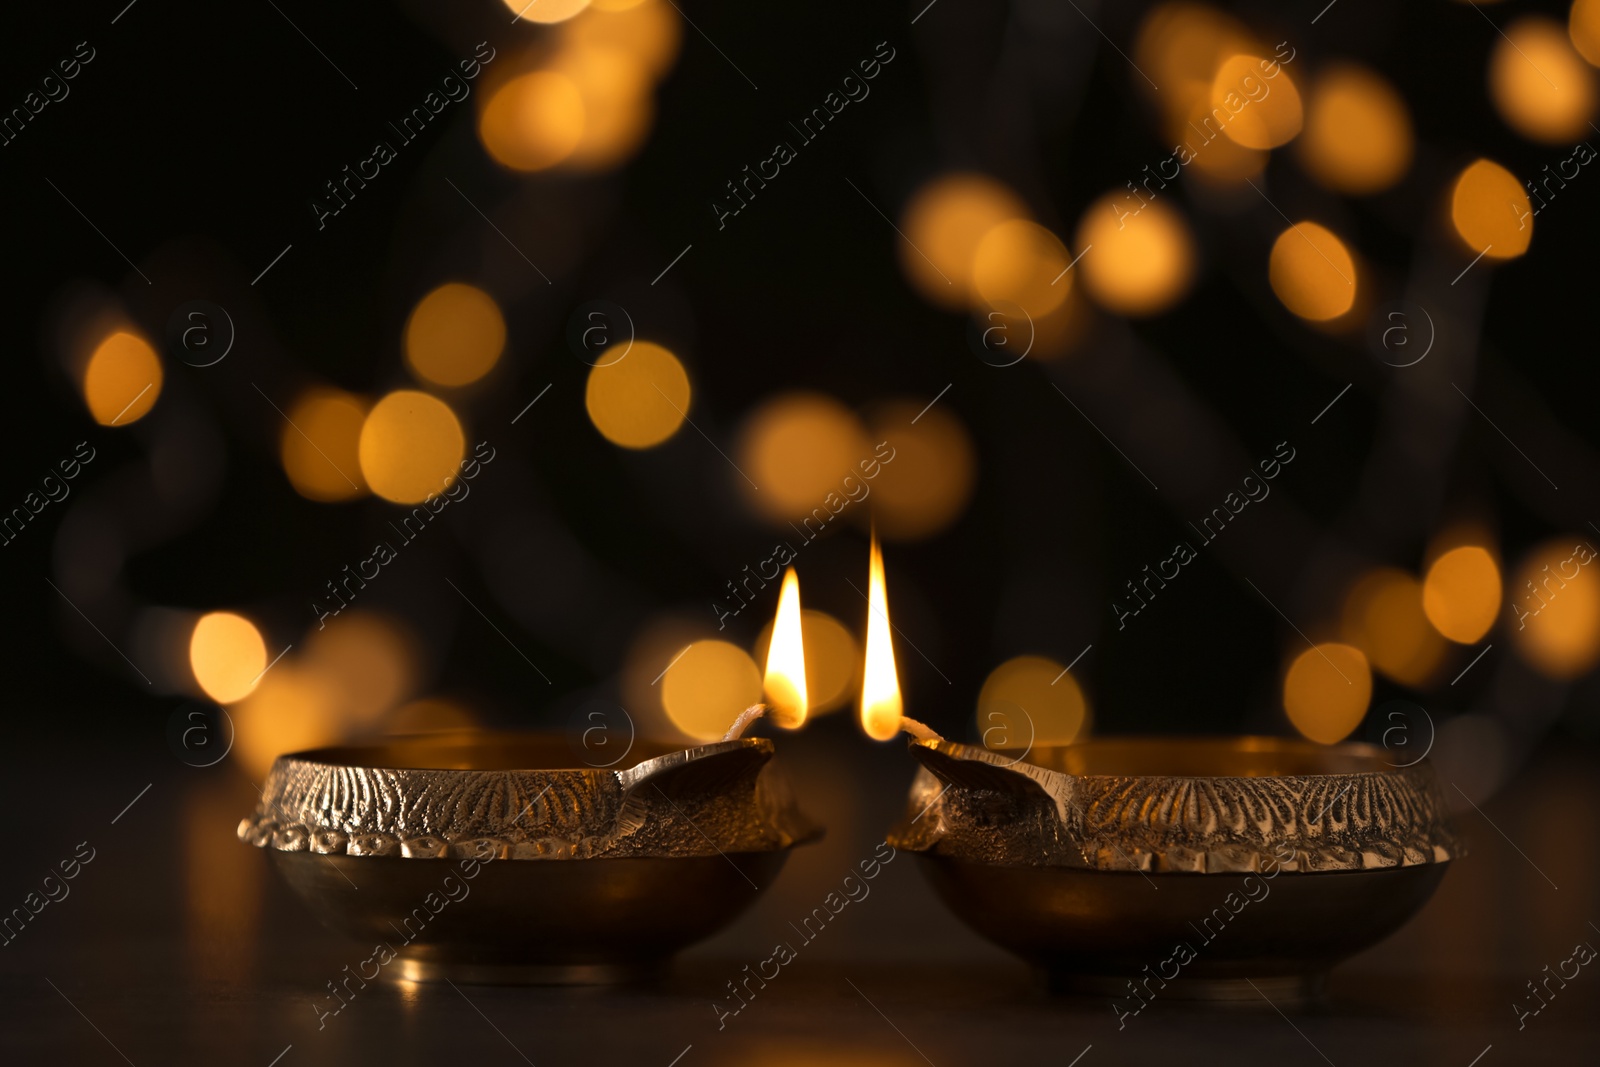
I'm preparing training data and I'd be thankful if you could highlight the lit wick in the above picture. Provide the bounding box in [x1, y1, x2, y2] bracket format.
[723, 567, 809, 741]
[860, 530, 942, 743]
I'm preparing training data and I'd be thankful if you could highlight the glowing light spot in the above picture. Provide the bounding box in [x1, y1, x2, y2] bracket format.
[1134, 3, 1256, 113]
[661, 639, 762, 741]
[1573, 0, 1600, 66]
[977, 655, 1088, 748]
[1509, 539, 1600, 679]
[1298, 64, 1413, 194]
[1212, 54, 1302, 150]
[1491, 17, 1597, 143]
[552, 45, 655, 170]
[753, 609, 859, 716]
[971, 219, 1072, 318]
[190, 612, 267, 704]
[230, 663, 341, 781]
[303, 612, 417, 729]
[387, 698, 477, 734]
[404, 283, 506, 387]
[280, 388, 368, 502]
[859, 532, 903, 741]
[738, 393, 870, 524]
[1269, 222, 1357, 321]
[1450, 158, 1533, 259]
[1174, 98, 1267, 184]
[1283, 643, 1372, 745]
[867, 400, 977, 541]
[899, 173, 1029, 309]
[479, 71, 586, 172]
[500, 0, 590, 24]
[358, 390, 466, 505]
[584, 341, 689, 449]
[1075, 194, 1197, 316]
[83, 331, 162, 426]
[563, 0, 682, 78]
[1341, 569, 1447, 687]
[1423, 546, 1502, 644]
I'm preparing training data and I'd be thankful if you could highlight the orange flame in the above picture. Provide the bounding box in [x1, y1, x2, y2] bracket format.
[763, 567, 808, 729]
[859, 532, 903, 741]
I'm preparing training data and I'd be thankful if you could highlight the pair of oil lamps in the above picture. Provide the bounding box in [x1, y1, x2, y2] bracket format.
[238, 538, 1461, 999]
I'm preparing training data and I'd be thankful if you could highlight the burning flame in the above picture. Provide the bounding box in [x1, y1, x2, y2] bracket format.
[763, 567, 808, 729]
[859, 532, 903, 741]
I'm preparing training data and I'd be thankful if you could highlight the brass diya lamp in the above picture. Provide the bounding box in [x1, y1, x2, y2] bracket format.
[240, 568, 820, 984]
[887, 735, 1461, 1001]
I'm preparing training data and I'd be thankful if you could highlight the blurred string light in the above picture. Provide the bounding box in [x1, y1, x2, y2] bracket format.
[281, 388, 369, 502]
[1283, 642, 1372, 745]
[1074, 195, 1196, 316]
[1297, 64, 1414, 194]
[1490, 17, 1597, 143]
[738, 393, 871, 523]
[1510, 538, 1600, 680]
[188, 611, 267, 704]
[971, 219, 1073, 318]
[899, 173, 1029, 310]
[661, 638, 761, 740]
[404, 283, 506, 387]
[866, 400, 976, 541]
[976, 654, 1089, 748]
[81, 330, 162, 426]
[584, 341, 689, 448]
[358, 390, 467, 503]
[479, 71, 586, 171]
[753, 608, 860, 717]
[1268, 221, 1358, 322]
[1211, 52, 1302, 149]
[1340, 568, 1446, 687]
[1422, 545, 1502, 643]
[1451, 158, 1534, 259]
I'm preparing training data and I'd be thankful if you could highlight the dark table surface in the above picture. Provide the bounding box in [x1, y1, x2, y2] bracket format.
[3, 723, 1597, 1067]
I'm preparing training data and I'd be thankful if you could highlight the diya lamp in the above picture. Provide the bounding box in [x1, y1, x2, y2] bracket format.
[860, 540, 1461, 1001]
[239, 568, 821, 984]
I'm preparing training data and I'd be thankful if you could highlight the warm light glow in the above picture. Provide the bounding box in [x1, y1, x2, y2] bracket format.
[1134, 3, 1255, 113]
[1340, 569, 1447, 687]
[562, 0, 683, 78]
[977, 655, 1089, 748]
[762, 568, 808, 729]
[1212, 54, 1302, 149]
[899, 173, 1029, 309]
[280, 388, 369, 502]
[1075, 195, 1197, 316]
[1450, 158, 1533, 259]
[479, 71, 586, 172]
[1283, 643, 1372, 745]
[500, 0, 591, 25]
[661, 639, 763, 741]
[1490, 17, 1597, 143]
[1174, 98, 1266, 184]
[231, 663, 342, 780]
[1269, 222, 1357, 321]
[404, 283, 506, 387]
[738, 393, 870, 523]
[83, 331, 162, 426]
[859, 533, 903, 741]
[1298, 64, 1413, 194]
[303, 612, 417, 729]
[1574, 0, 1600, 66]
[358, 390, 467, 504]
[972, 219, 1072, 318]
[189, 612, 267, 704]
[1423, 546, 1503, 643]
[552, 44, 654, 170]
[584, 341, 690, 448]
[387, 698, 477, 734]
[866, 401, 976, 541]
[1509, 539, 1600, 679]
[753, 609, 859, 716]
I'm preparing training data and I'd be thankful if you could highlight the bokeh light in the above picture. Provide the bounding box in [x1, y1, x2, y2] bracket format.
[358, 390, 467, 504]
[661, 639, 762, 741]
[976, 655, 1089, 747]
[1490, 17, 1597, 143]
[1423, 546, 1502, 643]
[1268, 222, 1357, 321]
[479, 71, 586, 172]
[1283, 642, 1372, 744]
[1298, 64, 1413, 194]
[280, 388, 369, 502]
[972, 219, 1072, 318]
[1574, 0, 1600, 67]
[1212, 54, 1303, 149]
[738, 393, 870, 523]
[1509, 538, 1600, 679]
[1175, 97, 1267, 183]
[1340, 569, 1447, 687]
[500, 0, 590, 24]
[230, 663, 341, 781]
[563, 0, 682, 78]
[899, 173, 1029, 309]
[1450, 158, 1533, 259]
[404, 283, 506, 387]
[82, 330, 162, 426]
[753, 608, 860, 716]
[584, 341, 690, 449]
[1134, 3, 1256, 113]
[552, 44, 655, 170]
[189, 611, 267, 704]
[302, 611, 417, 730]
[1075, 195, 1196, 316]
[867, 400, 977, 541]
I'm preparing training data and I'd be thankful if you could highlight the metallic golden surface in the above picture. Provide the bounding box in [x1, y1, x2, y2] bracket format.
[239, 731, 819, 983]
[889, 735, 1459, 998]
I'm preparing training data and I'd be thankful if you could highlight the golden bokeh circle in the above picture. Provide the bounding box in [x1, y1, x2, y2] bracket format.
[1298, 64, 1413, 194]
[479, 71, 586, 172]
[899, 173, 1029, 309]
[281, 388, 369, 502]
[1268, 222, 1358, 321]
[1283, 642, 1372, 745]
[867, 400, 978, 541]
[190, 611, 267, 705]
[1509, 539, 1600, 679]
[1211, 53, 1303, 149]
[1490, 17, 1597, 143]
[1340, 569, 1446, 687]
[584, 341, 690, 449]
[1075, 195, 1197, 316]
[976, 655, 1088, 748]
[972, 219, 1072, 318]
[358, 390, 467, 504]
[1423, 546, 1502, 644]
[404, 283, 506, 387]
[1449, 158, 1533, 259]
[661, 639, 763, 741]
[83, 331, 163, 426]
[738, 393, 871, 523]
